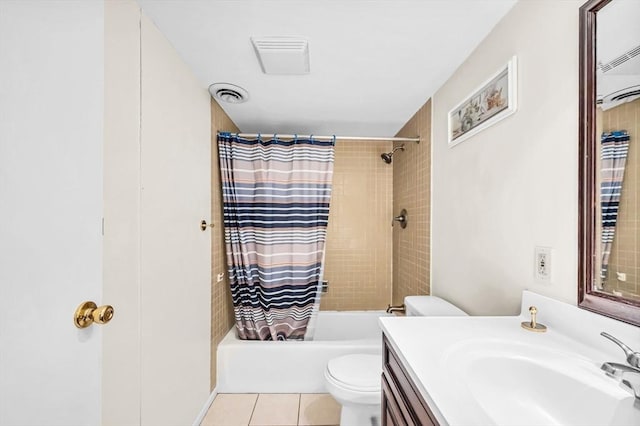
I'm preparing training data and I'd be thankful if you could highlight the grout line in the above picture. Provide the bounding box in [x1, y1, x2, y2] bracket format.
[296, 393, 301, 426]
[247, 394, 260, 426]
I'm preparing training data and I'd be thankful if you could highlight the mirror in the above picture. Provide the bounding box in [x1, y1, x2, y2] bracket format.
[579, 0, 640, 325]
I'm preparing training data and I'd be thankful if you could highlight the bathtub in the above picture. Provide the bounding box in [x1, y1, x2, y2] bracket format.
[216, 310, 391, 393]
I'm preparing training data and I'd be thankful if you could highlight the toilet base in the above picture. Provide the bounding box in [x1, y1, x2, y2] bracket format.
[339, 403, 381, 426]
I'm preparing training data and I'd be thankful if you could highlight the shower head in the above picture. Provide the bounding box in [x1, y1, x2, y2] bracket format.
[380, 145, 405, 164]
[380, 152, 393, 164]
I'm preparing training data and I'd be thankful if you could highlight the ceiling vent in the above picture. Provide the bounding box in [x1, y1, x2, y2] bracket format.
[251, 37, 310, 75]
[599, 44, 640, 73]
[208, 83, 249, 104]
[598, 84, 640, 110]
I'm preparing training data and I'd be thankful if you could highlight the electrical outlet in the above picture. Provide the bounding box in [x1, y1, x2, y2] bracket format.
[535, 247, 552, 283]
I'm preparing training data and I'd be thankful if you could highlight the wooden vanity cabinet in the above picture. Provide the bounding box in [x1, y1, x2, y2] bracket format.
[381, 335, 440, 426]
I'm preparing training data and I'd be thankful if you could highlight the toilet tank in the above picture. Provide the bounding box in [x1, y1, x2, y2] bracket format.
[404, 296, 467, 316]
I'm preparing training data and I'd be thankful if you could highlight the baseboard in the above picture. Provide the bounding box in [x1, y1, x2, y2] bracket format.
[192, 387, 218, 426]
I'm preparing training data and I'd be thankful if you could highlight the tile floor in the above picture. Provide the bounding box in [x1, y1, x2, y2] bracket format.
[201, 393, 341, 426]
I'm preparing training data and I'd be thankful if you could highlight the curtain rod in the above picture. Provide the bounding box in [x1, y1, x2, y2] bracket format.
[218, 132, 420, 144]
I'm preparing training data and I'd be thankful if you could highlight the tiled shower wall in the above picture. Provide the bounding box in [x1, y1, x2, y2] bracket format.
[210, 100, 238, 390]
[392, 100, 432, 305]
[602, 98, 640, 300]
[321, 141, 394, 310]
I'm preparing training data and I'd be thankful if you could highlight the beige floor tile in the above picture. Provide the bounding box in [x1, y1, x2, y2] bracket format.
[298, 394, 341, 426]
[249, 394, 300, 426]
[201, 393, 258, 426]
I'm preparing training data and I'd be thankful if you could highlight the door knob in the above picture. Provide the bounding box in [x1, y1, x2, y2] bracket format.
[200, 220, 214, 231]
[74, 301, 114, 329]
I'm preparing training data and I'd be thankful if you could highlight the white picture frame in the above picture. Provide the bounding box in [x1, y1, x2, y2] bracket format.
[448, 56, 518, 147]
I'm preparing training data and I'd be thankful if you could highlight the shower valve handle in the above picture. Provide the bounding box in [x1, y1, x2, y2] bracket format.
[392, 215, 405, 223]
[392, 209, 408, 229]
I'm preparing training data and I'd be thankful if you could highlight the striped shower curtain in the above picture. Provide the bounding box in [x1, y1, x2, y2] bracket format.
[218, 132, 335, 340]
[600, 130, 630, 279]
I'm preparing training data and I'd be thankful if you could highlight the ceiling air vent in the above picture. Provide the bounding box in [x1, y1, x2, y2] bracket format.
[598, 84, 640, 110]
[603, 85, 640, 103]
[208, 83, 249, 104]
[251, 36, 310, 75]
[599, 44, 640, 73]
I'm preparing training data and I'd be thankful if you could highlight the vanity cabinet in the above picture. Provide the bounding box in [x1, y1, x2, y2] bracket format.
[382, 335, 439, 426]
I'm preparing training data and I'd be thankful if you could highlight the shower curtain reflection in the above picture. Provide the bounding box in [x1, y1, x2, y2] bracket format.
[600, 130, 630, 281]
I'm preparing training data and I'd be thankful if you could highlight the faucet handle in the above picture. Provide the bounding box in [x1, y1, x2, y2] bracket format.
[602, 362, 640, 400]
[601, 332, 640, 368]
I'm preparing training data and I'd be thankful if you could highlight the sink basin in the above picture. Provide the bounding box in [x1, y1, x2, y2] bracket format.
[379, 291, 640, 426]
[447, 340, 640, 426]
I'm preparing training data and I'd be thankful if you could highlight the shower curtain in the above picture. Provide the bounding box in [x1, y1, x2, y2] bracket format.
[218, 132, 335, 340]
[600, 130, 630, 279]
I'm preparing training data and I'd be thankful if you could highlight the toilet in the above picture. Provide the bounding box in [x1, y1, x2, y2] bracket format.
[324, 296, 467, 426]
[324, 354, 381, 426]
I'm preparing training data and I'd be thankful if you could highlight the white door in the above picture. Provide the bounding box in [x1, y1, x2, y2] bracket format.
[1, 2, 211, 424]
[0, 2, 105, 425]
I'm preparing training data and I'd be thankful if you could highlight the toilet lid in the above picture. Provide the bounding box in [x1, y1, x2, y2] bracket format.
[326, 354, 381, 392]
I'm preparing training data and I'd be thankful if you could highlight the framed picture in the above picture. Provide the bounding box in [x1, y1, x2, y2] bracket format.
[448, 56, 518, 147]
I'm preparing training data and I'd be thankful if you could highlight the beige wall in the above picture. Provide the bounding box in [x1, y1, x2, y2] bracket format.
[103, 1, 141, 423]
[104, 1, 212, 423]
[392, 100, 432, 305]
[432, 0, 581, 315]
[139, 13, 212, 425]
[602, 98, 640, 300]
[210, 101, 239, 389]
[321, 141, 394, 310]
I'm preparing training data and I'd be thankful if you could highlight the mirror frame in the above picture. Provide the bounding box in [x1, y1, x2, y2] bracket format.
[578, 0, 640, 326]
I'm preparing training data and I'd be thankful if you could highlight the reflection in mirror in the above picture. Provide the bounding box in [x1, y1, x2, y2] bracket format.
[579, 0, 640, 325]
[595, 0, 640, 302]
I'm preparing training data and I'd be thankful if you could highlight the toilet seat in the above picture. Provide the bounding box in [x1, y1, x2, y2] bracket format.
[325, 354, 381, 407]
[326, 354, 381, 392]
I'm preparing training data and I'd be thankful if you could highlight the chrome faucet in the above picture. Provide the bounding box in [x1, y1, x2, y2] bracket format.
[601, 332, 640, 402]
[601, 332, 640, 368]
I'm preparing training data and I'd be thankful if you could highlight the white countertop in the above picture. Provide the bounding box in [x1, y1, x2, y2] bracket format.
[379, 291, 640, 426]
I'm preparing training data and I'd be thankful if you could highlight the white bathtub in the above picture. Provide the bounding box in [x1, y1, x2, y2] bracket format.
[216, 310, 390, 393]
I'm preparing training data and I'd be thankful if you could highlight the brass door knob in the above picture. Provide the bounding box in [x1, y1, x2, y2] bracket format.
[74, 301, 114, 329]
[200, 220, 214, 231]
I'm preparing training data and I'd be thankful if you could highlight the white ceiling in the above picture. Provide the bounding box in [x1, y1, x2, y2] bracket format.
[137, 0, 517, 137]
[597, 0, 640, 67]
[596, 0, 640, 108]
